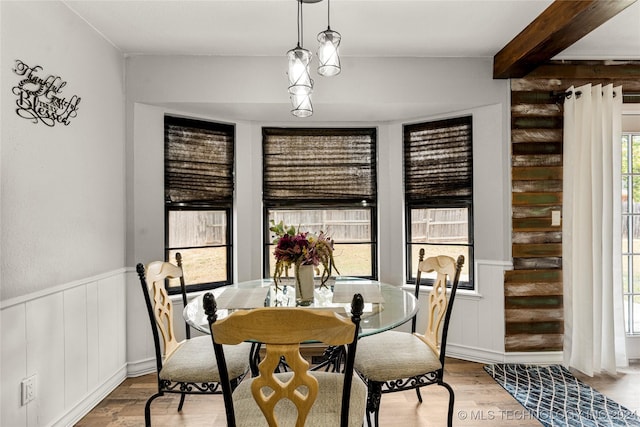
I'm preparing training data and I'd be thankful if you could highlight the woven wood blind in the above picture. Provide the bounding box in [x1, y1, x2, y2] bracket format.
[165, 116, 234, 205]
[404, 116, 472, 203]
[263, 128, 376, 206]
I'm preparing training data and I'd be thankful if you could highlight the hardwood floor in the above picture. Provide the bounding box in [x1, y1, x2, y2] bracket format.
[76, 358, 640, 426]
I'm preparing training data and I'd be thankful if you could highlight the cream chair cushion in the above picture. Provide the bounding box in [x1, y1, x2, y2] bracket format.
[354, 331, 441, 382]
[232, 371, 367, 427]
[160, 336, 251, 383]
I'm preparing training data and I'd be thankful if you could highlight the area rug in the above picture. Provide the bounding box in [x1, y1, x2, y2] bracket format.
[484, 364, 640, 426]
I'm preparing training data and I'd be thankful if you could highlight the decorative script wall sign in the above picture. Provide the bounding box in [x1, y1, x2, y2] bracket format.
[12, 59, 81, 127]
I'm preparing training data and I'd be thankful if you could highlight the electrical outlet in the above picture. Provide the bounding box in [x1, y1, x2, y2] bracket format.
[551, 210, 561, 226]
[21, 375, 36, 406]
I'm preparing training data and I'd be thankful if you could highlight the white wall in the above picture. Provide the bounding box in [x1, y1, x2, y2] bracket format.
[1, 1, 127, 425]
[126, 55, 523, 366]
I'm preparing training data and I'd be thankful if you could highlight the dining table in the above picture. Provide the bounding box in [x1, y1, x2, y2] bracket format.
[183, 277, 419, 373]
[183, 276, 418, 338]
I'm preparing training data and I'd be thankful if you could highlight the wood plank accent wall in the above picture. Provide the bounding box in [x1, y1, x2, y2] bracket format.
[505, 61, 640, 352]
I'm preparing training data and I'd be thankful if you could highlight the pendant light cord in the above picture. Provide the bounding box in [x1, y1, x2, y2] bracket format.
[297, 0, 303, 48]
[327, 0, 331, 30]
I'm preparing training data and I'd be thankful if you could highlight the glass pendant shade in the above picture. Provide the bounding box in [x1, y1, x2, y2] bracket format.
[317, 28, 341, 77]
[287, 46, 313, 95]
[290, 92, 313, 117]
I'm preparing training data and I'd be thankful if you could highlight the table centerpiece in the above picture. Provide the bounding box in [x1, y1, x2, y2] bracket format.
[270, 220, 339, 305]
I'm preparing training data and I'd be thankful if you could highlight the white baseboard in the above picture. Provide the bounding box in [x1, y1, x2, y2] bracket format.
[127, 357, 157, 377]
[446, 343, 506, 364]
[446, 343, 564, 365]
[502, 351, 563, 365]
[51, 365, 127, 427]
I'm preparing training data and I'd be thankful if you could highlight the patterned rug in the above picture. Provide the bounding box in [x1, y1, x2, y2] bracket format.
[484, 364, 640, 427]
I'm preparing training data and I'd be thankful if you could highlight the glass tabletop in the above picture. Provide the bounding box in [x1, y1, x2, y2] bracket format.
[183, 277, 418, 338]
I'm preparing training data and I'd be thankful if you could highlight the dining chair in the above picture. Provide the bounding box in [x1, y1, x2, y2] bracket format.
[136, 257, 252, 427]
[204, 291, 367, 427]
[353, 250, 464, 427]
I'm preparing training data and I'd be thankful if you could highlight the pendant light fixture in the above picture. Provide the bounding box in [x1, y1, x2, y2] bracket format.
[286, 0, 342, 117]
[290, 92, 313, 118]
[287, 0, 314, 116]
[317, 0, 341, 77]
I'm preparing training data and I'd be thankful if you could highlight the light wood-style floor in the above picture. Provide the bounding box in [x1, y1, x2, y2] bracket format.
[76, 358, 640, 426]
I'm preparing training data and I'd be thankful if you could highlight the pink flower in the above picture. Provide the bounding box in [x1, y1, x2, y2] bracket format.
[270, 221, 338, 287]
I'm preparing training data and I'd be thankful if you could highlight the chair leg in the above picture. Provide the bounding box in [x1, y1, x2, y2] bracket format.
[415, 387, 423, 403]
[177, 392, 186, 411]
[365, 410, 374, 427]
[440, 381, 455, 427]
[366, 382, 382, 427]
[374, 407, 381, 427]
[145, 392, 163, 427]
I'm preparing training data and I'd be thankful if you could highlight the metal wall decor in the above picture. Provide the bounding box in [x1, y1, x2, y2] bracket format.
[11, 59, 81, 127]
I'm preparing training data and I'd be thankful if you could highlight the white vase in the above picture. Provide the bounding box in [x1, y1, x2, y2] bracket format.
[295, 264, 314, 306]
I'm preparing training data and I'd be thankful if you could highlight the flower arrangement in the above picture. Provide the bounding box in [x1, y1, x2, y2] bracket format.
[270, 220, 339, 289]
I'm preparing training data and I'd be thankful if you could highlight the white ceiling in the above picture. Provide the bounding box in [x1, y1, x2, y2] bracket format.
[63, 0, 640, 59]
[62, 0, 640, 121]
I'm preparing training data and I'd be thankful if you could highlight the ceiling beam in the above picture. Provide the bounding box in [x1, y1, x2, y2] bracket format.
[493, 0, 636, 79]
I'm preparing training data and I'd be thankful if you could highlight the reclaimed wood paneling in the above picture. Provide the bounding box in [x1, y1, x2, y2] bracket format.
[512, 217, 561, 232]
[513, 257, 562, 270]
[505, 334, 564, 352]
[506, 61, 640, 352]
[505, 268, 562, 283]
[511, 129, 562, 143]
[512, 231, 562, 244]
[506, 321, 563, 335]
[512, 180, 562, 193]
[512, 192, 562, 206]
[512, 166, 562, 181]
[512, 116, 563, 129]
[512, 243, 562, 258]
[504, 282, 563, 296]
[512, 205, 562, 218]
[512, 142, 562, 155]
[509, 69, 565, 351]
[512, 154, 562, 167]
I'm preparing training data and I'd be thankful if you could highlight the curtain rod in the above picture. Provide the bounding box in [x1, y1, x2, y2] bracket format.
[552, 90, 640, 103]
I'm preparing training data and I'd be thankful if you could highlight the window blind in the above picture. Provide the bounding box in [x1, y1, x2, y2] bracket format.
[263, 128, 377, 206]
[404, 116, 472, 203]
[165, 116, 234, 205]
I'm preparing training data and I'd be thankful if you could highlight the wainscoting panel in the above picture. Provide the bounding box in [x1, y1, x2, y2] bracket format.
[64, 285, 89, 413]
[1, 304, 28, 427]
[26, 292, 66, 427]
[0, 269, 126, 427]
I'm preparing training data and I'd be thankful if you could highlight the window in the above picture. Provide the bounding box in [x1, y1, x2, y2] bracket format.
[404, 116, 473, 289]
[164, 116, 234, 293]
[622, 132, 640, 334]
[262, 128, 377, 279]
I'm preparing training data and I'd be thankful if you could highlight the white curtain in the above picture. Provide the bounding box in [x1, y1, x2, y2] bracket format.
[563, 83, 627, 376]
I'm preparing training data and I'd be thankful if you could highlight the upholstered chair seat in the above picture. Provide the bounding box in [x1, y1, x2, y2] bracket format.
[354, 331, 441, 382]
[232, 371, 367, 427]
[160, 336, 251, 384]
